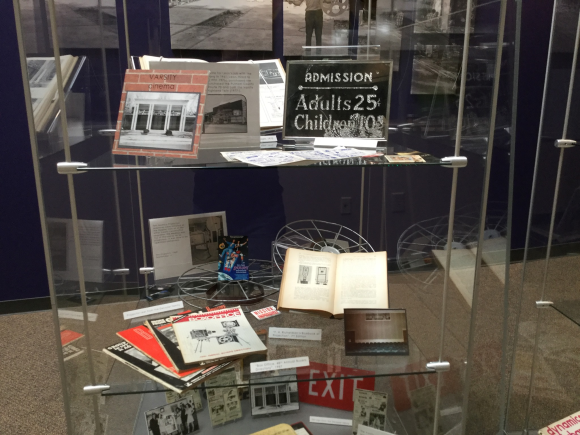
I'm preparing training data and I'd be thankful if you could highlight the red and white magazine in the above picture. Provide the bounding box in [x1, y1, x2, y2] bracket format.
[60, 329, 83, 346]
[173, 307, 267, 364]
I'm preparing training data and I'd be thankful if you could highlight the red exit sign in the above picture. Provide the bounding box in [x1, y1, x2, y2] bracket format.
[296, 361, 375, 411]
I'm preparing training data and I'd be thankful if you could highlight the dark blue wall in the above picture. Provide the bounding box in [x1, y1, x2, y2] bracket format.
[0, 3, 49, 302]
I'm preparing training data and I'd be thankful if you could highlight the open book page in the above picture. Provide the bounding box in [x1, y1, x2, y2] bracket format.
[278, 248, 337, 314]
[333, 251, 389, 316]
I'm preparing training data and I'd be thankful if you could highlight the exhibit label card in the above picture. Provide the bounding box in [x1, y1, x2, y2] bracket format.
[122, 301, 184, 320]
[539, 410, 580, 435]
[269, 327, 322, 341]
[309, 416, 352, 426]
[250, 356, 310, 373]
[283, 60, 392, 140]
[358, 426, 395, 435]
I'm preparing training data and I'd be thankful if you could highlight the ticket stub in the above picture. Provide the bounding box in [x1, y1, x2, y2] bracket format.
[251, 306, 281, 320]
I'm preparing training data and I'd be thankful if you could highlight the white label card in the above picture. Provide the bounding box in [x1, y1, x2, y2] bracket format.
[58, 309, 98, 322]
[309, 416, 352, 426]
[269, 327, 322, 341]
[122, 301, 184, 320]
[250, 356, 309, 373]
[358, 425, 396, 435]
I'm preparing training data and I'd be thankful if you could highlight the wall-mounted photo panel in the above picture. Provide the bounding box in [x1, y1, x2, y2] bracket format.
[149, 212, 227, 283]
[344, 308, 409, 356]
[169, 0, 272, 51]
[283, 0, 350, 56]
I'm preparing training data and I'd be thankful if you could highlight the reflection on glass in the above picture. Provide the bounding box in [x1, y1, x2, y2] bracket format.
[151, 104, 168, 130]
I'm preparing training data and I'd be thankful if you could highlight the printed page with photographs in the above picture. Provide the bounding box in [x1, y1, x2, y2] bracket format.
[205, 366, 243, 426]
[165, 389, 203, 412]
[148, 212, 227, 282]
[149, 61, 261, 147]
[278, 248, 389, 318]
[172, 307, 267, 364]
[352, 389, 389, 435]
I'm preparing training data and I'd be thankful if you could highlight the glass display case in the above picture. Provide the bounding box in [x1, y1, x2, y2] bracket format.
[14, 0, 578, 434]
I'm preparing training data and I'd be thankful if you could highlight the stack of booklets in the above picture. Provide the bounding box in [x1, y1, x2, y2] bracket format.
[103, 306, 267, 393]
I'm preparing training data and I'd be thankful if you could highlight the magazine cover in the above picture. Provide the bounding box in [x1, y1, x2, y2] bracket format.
[218, 236, 249, 281]
[145, 309, 230, 372]
[102, 341, 233, 393]
[60, 329, 83, 346]
[144, 396, 199, 435]
[172, 307, 267, 364]
[113, 69, 209, 159]
[117, 324, 204, 376]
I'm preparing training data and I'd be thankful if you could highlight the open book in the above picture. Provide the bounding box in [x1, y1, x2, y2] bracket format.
[277, 248, 389, 318]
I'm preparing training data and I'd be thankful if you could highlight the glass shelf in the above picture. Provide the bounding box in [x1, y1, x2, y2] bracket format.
[80, 143, 447, 171]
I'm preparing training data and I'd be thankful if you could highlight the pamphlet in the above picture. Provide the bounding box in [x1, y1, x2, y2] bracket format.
[60, 329, 83, 346]
[250, 424, 297, 435]
[205, 366, 243, 426]
[277, 248, 389, 318]
[352, 389, 388, 434]
[112, 69, 209, 159]
[218, 236, 249, 281]
[172, 307, 267, 364]
[385, 155, 426, 163]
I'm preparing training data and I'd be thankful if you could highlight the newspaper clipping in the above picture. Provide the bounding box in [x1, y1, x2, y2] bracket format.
[352, 389, 388, 434]
[205, 365, 243, 426]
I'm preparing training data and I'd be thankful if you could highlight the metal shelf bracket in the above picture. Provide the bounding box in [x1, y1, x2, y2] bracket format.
[57, 162, 88, 175]
[441, 156, 468, 168]
[554, 139, 577, 148]
[140, 267, 155, 275]
[426, 361, 450, 372]
[83, 384, 110, 395]
[536, 300, 554, 308]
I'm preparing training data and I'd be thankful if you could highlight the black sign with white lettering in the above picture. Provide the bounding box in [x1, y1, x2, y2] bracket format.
[283, 60, 392, 140]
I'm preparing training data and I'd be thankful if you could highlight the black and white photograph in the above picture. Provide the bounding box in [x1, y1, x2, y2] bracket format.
[297, 265, 311, 284]
[169, 0, 272, 50]
[188, 213, 226, 265]
[250, 374, 300, 416]
[344, 309, 409, 356]
[120, 91, 201, 151]
[413, 0, 476, 33]
[315, 266, 328, 285]
[144, 397, 199, 435]
[202, 95, 247, 134]
[283, 0, 350, 56]
[411, 44, 461, 95]
[21, 0, 118, 51]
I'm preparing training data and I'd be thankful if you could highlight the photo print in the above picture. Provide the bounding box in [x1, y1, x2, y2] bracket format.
[413, 0, 477, 34]
[20, 0, 118, 51]
[344, 309, 409, 356]
[120, 92, 201, 151]
[188, 214, 226, 266]
[283, 0, 350, 56]
[250, 373, 300, 417]
[411, 44, 461, 94]
[144, 397, 199, 435]
[169, 0, 272, 51]
[297, 265, 311, 284]
[315, 266, 328, 285]
[202, 95, 248, 134]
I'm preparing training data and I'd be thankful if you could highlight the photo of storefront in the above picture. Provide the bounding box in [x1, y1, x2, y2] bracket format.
[119, 91, 201, 151]
[203, 95, 247, 134]
[250, 375, 300, 416]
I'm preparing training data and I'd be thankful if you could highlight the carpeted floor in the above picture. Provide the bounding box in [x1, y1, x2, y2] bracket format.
[1, 255, 579, 435]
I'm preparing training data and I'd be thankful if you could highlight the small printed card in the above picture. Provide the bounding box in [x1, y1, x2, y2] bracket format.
[269, 327, 322, 341]
[385, 155, 426, 163]
[251, 306, 281, 320]
[218, 236, 249, 281]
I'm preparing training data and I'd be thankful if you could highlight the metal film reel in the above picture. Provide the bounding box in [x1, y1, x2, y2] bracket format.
[177, 259, 282, 309]
[323, 0, 348, 17]
[273, 220, 374, 273]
